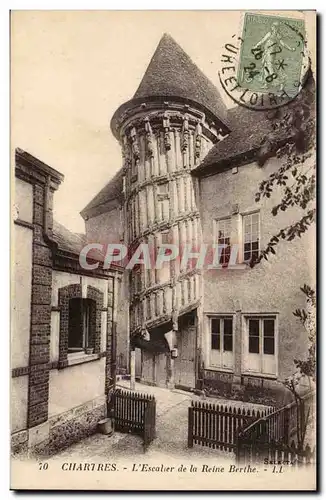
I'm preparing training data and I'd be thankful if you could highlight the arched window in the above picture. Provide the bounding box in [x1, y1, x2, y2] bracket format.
[58, 284, 104, 368]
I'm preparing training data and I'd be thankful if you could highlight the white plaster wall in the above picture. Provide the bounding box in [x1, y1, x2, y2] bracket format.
[48, 358, 106, 417]
[15, 178, 33, 224]
[199, 157, 316, 380]
[101, 311, 107, 352]
[85, 208, 121, 248]
[11, 375, 28, 432]
[50, 311, 60, 363]
[12, 225, 32, 368]
[84, 275, 108, 308]
[51, 271, 80, 307]
[51, 271, 108, 308]
[116, 274, 129, 371]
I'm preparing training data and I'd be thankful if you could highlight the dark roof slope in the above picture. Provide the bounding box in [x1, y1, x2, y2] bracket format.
[80, 168, 124, 219]
[194, 106, 274, 173]
[134, 34, 228, 124]
[53, 220, 87, 255]
[194, 73, 316, 176]
[134, 33, 228, 125]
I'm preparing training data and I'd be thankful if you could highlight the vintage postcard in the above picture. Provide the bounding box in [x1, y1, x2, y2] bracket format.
[11, 10, 317, 491]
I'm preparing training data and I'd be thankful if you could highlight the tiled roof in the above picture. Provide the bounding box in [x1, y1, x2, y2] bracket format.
[52, 220, 125, 269]
[53, 219, 87, 255]
[194, 106, 274, 173]
[194, 73, 316, 175]
[80, 168, 124, 219]
[133, 33, 228, 125]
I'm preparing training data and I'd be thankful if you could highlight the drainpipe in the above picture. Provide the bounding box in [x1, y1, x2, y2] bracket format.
[43, 175, 58, 251]
[111, 276, 117, 391]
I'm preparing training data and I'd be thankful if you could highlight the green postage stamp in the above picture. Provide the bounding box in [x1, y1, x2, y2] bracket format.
[238, 13, 305, 97]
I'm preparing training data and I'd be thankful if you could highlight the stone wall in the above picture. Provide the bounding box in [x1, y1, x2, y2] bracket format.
[49, 396, 106, 455]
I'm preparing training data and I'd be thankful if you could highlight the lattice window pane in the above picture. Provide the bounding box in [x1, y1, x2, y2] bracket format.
[243, 213, 260, 262]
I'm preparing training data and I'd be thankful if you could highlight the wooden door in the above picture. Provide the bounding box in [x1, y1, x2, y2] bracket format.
[155, 353, 168, 387]
[176, 326, 196, 388]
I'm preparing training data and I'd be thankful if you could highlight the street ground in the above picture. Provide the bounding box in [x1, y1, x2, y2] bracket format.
[11, 383, 316, 491]
[48, 381, 271, 463]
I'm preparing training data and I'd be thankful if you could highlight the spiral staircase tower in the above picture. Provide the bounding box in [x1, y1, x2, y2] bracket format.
[111, 34, 229, 387]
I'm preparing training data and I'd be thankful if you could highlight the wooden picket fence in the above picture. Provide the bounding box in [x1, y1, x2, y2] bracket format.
[236, 391, 316, 465]
[112, 389, 156, 451]
[236, 438, 315, 465]
[188, 400, 273, 451]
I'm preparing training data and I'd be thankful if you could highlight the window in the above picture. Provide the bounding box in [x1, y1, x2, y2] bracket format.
[248, 318, 260, 354]
[263, 319, 275, 355]
[158, 182, 169, 195]
[146, 296, 151, 319]
[209, 316, 234, 370]
[161, 230, 170, 245]
[243, 212, 260, 262]
[58, 284, 103, 368]
[243, 316, 277, 376]
[130, 268, 141, 297]
[157, 183, 170, 221]
[157, 231, 170, 284]
[135, 268, 141, 294]
[215, 218, 231, 265]
[68, 298, 94, 352]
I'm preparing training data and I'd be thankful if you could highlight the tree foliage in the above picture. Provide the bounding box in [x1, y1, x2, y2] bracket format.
[251, 70, 316, 267]
[283, 284, 316, 450]
[292, 284, 316, 380]
[251, 74, 317, 450]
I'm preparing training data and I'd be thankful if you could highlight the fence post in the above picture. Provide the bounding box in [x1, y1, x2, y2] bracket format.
[130, 349, 136, 391]
[143, 403, 149, 452]
[235, 434, 242, 464]
[153, 398, 157, 439]
[284, 407, 290, 445]
[144, 396, 157, 451]
[188, 406, 194, 448]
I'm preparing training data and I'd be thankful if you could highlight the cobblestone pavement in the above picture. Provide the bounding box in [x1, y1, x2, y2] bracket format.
[49, 382, 271, 463]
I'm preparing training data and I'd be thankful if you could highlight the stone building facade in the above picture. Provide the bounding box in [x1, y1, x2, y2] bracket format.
[81, 34, 315, 403]
[12, 149, 122, 455]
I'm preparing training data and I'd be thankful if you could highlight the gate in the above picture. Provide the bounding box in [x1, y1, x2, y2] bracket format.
[112, 389, 156, 451]
[188, 400, 273, 451]
[236, 391, 316, 465]
[144, 397, 156, 450]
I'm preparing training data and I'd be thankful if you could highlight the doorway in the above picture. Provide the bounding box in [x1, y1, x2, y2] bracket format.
[175, 312, 197, 389]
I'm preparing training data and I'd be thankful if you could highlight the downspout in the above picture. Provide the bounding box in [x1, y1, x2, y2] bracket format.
[43, 175, 58, 251]
[111, 276, 117, 391]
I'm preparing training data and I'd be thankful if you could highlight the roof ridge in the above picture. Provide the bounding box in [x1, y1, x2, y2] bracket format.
[132, 33, 228, 124]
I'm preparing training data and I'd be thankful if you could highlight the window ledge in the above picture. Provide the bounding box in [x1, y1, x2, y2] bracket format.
[67, 352, 100, 367]
[241, 372, 277, 380]
[206, 366, 234, 373]
[209, 264, 249, 270]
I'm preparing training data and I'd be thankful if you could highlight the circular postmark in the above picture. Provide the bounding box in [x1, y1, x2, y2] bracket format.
[218, 13, 311, 110]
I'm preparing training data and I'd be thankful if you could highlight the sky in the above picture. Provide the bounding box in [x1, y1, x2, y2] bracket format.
[11, 10, 314, 233]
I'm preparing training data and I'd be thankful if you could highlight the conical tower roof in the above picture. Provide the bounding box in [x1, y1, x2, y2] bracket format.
[134, 34, 227, 120]
[111, 34, 228, 137]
